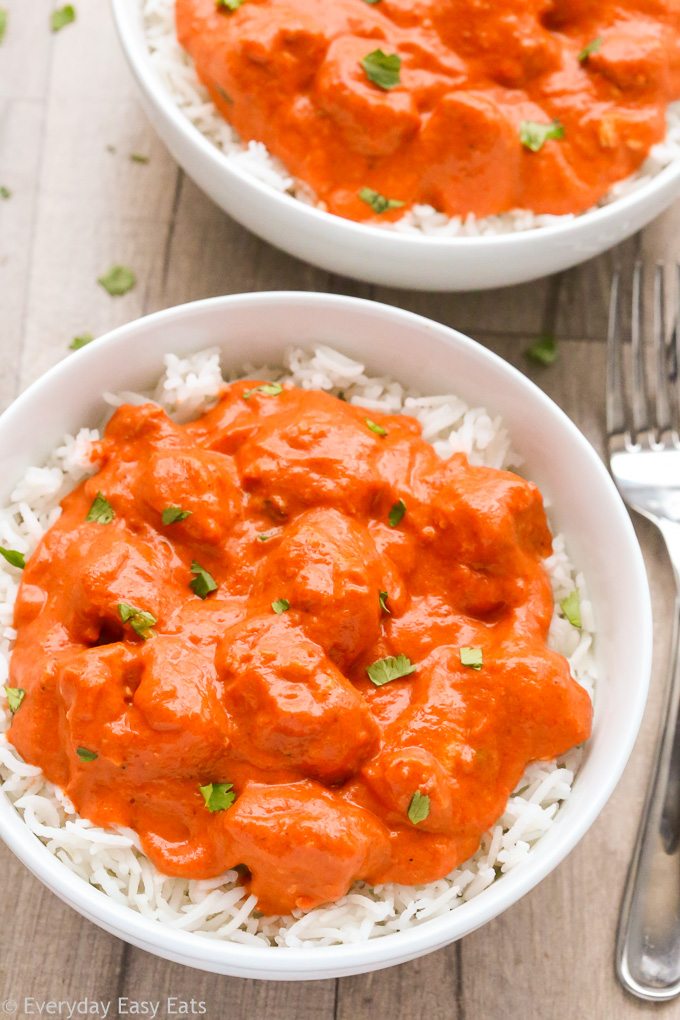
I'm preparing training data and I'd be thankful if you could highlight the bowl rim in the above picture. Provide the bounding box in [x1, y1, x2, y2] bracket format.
[0, 291, 653, 977]
[110, 0, 680, 252]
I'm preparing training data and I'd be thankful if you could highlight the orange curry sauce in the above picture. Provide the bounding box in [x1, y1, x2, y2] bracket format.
[8, 384, 591, 915]
[175, 0, 680, 223]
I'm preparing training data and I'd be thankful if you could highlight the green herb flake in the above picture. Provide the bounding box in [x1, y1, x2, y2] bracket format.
[367, 653, 416, 687]
[215, 0, 247, 11]
[162, 506, 192, 525]
[360, 49, 402, 90]
[97, 265, 136, 297]
[69, 333, 94, 350]
[365, 417, 388, 437]
[0, 547, 25, 569]
[0, 9, 7, 44]
[86, 491, 114, 525]
[216, 85, 234, 105]
[272, 598, 290, 614]
[76, 747, 98, 762]
[560, 590, 582, 629]
[388, 498, 406, 528]
[118, 602, 157, 640]
[525, 334, 559, 366]
[460, 646, 483, 670]
[379, 590, 390, 614]
[190, 561, 218, 600]
[407, 790, 430, 825]
[4, 686, 26, 714]
[257, 533, 271, 543]
[130, 153, 149, 165]
[242, 382, 284, 400]
[0, 186, 10, 200]
[51, 5, 75, 32]
[359, 187, 405, 215]
[579, 37, 603, 63]
[199, 782, 235, 813]
[363, 0, 381, 4]
[520, 119, 565, 153]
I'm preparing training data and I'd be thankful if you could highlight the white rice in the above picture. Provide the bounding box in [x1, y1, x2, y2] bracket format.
[141, 0, 680, 237]
[0, 346, 597, 947]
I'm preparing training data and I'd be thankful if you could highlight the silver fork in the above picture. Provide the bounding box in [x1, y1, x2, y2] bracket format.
[609, 263, 680, 1001]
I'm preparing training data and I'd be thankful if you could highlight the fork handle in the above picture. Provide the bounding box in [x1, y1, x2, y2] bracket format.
[616, 521, 680, 1001]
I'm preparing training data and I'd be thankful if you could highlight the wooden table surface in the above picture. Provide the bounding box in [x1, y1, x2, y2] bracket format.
[2, 3, 680, 1018]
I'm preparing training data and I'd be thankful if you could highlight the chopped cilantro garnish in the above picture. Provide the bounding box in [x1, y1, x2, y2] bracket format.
[51, 5, 75, 31]
[360, 49, 401, 90]
[199, 782, 235, 812]
[130, 153, 149, 164]
[359, 188, 405, 215]
[257, 533, 271, 543]
[365, 417, 388, 436]
[118, 602, 157, 640]
[0, 186, 10, 199]
[98, 265, 136, 296]
[190, 561, 217, 600]
[379, 590, 390, 614]
[520, 119, 565, 152]
[69, 333, 94, 350]
[525, 334, 559, 366]
[560, 590, 582, 629]
[579, 37, 603, 63]
[242, 382, 283, 399]
[0, 547, 25, 569]
[407, 791, 430, 825]
[162, 506, 191, 525]
[76, 747, 98, 762]
[4, 687, 26, 714]
[216, 0, 246, 9]
[388, 499, 406, 528]
[216, 85, 234, 105]
[0, 9, 7, 44]
[86, 492, 114, 525]
[460, 646, 483, 670]
[272, 598, 290, 614]
[367, 654, 416, 687]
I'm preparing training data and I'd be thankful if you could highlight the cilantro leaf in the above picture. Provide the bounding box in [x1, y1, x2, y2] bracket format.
[460, 646, 483, 670]
[365, 417, 388, 436]
[242, 382, 283, 400]
[118, 602, 157, 639]
[86, 492, 114, 525]
[520, 119, 565, 152]
[407, 791, 430, 825]
[130, 154, 149, 164]
[525, 334, 559, 366]
[162, 506, 192, 525]
[190, 561, 217, 599]
[4, 686, 26, 714]
[579, 37, 602, 63]
[199, 782, 235, 812]
[359, 188, 405, 215]
[216, 0, 247, 10]
[51, 5, 75, 31]
[0, 547, 25, 569]
[388, 498, 406, 528]
[257, 533, 271, 543]
[360, 50, 402, 90]
[272, 598, 290, 614]
[367, 654, 416, 687]
[98, 265, 136, 297]
[0, 186, 10, 199]
[69, 333, 94, 350]
[560, 590, 582, 628]
[76, 747, 98, 762]
[0, 9, 7, 44]
[379, 590, 390, 614]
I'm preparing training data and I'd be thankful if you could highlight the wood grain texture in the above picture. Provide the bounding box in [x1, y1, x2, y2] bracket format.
[1, 1, 679, 1017]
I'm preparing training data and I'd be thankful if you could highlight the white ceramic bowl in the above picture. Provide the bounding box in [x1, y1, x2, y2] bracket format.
[0, 293, 651, 979]
[110, 0, 680, 292]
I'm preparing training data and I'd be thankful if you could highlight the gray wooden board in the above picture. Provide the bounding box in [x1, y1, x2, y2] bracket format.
[1, 2, 679, 1016]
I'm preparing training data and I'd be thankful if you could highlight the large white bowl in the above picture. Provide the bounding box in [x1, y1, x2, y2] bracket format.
[0, 293, 651, 979]
[111, 0, 680, 292]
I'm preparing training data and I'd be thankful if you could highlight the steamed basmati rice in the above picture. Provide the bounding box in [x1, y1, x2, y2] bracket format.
[0, 346, 597, 947]
[141, 0, 680, 238]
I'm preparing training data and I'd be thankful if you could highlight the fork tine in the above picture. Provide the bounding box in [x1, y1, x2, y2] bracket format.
[607, 269, 631, 440]
[653, 263, 673, 442]
[631, 262, 653, 439]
